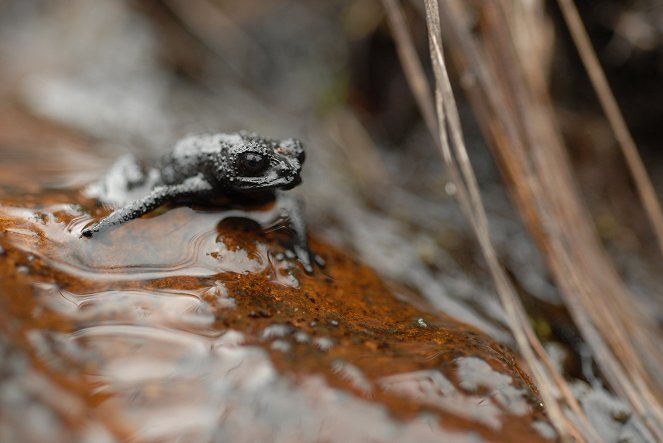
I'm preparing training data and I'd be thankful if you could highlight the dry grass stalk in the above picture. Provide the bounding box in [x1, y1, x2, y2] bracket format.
[385, 0, 663, 439]
[556, 0, 663, 258]
[384, 0, 596, 439]
[426, 0, 663, 439]
[381, 0, 437, 138]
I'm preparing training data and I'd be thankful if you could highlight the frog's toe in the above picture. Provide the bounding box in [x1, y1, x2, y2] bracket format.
[302, 260, 314, 274]
[314, 253, 326, 268]
[81, 226, 97, 238]
[293, 245, 316, 274]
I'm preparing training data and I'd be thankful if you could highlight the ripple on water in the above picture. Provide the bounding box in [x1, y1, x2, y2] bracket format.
[35, 283, 217, 334]
[70, 325, 213, 383]
[1, 204, 283, 281]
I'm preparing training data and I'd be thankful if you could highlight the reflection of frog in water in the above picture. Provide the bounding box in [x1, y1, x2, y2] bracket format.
[82, 132, 322, 273]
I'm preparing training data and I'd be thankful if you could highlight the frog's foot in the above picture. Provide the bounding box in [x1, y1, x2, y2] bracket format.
[314, 253, 326, 268]
[292, 245, 325, 274]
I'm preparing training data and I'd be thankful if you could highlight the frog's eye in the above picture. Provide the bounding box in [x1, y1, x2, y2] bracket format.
[238, 151, 269, 176]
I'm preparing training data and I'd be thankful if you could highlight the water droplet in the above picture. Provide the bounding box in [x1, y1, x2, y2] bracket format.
[294, 331, 310, 343]
[262, 324, 292, 339]
[314, 337, 334, 351]
[331, 360, 372, 393]
[271, 339, 291, 353]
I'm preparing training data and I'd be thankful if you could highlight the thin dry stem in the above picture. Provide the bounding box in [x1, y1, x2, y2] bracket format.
[428, 0, 663, 439]
[556, 0, 663, 258]
[383, 0, 663, 439]
[382, 0, 438, 138]
[421, 0, 588, 440]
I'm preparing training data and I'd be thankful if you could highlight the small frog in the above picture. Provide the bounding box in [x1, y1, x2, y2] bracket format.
[82, 132, 322, 273]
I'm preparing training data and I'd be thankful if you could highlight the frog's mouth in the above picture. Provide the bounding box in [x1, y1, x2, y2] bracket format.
[280, 175, 302, 190]
[233, 174, 301, 192]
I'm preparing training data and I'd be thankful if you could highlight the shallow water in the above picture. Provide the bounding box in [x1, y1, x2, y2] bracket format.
[0, 116, 553, 443]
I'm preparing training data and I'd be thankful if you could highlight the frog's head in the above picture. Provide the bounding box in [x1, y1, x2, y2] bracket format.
[211, 132, 305, 192]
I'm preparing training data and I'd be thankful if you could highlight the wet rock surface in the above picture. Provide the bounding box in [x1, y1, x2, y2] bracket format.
[0, 114, 554, 442]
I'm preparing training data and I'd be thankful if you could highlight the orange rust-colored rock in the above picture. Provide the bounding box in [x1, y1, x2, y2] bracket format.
[0, 113, 555, 442]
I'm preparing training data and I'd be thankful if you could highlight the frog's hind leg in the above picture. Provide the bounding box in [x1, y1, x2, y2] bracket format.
[82, 176, 213, 238]
[84, 154, 159, 207]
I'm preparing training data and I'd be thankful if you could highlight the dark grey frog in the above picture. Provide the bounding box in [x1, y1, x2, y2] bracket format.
[82, 132, 322, 273]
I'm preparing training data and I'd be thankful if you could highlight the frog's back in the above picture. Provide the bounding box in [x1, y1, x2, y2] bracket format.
[160, 133, 249, 185]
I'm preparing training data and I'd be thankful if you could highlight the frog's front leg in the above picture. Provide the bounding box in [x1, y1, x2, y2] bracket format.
[82, 176, 214, 238]
[276, 191, 324, 273]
